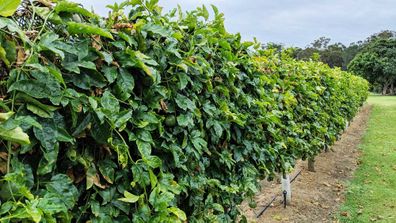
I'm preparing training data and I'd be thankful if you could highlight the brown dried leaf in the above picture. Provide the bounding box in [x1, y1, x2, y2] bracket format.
[0, 151, 7, 160]
[92, 35, 102, 51]
[160, 99, 168, 112]
[93, 173, 107, 189]
[112, 61, 120, 68]
[16, 48, 26, 65]
[0, 161, 6, 174]
[112, 23, 134, 29]
[36, 0, 53, 7]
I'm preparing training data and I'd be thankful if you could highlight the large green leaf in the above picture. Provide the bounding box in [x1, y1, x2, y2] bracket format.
[45, 174, 79, 209]
[0, 112, 30, 144]
[8, 80, 52, 99]
[38, 32, 65, 59]
[54, 1, 95, 18]
[67, 22, 113, 39]
[0, 125, 30, 145]
[0, 0, 21, 17]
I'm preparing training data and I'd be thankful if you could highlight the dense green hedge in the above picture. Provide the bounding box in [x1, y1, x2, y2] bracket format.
[0, 1, 368, 222]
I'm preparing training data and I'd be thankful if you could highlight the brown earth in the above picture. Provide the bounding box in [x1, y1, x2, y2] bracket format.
[240, 105, 372, 223]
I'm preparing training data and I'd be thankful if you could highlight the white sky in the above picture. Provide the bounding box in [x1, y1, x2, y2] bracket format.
[74, 0, 396, 47]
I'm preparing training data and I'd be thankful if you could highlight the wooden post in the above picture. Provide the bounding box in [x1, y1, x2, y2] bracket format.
[308, 158, 315, 172]
[281, 174, 291, 205]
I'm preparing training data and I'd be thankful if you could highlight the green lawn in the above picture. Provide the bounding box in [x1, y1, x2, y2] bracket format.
[339, 96, 396, 222]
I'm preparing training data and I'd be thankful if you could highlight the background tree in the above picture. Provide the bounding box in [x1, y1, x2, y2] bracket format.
[348, 38, 396, 95]
[295, 37, 346, 68]
[292, 30, 396, 70]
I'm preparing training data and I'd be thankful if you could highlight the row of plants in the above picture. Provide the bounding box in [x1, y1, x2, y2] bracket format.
[0, 0, 369, 222]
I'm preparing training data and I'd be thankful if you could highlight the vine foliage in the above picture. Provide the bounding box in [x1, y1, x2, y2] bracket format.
[0, 0, 368, 222]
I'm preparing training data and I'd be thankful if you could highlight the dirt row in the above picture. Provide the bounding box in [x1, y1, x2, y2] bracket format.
[241, 105, 372, 223]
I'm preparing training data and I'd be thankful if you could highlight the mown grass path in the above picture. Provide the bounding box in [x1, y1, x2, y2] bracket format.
[340, 96, 396, 222]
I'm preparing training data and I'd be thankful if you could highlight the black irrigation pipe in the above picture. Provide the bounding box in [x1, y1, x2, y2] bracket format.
[256, 169, 303, 218]
[290, 169, 302, 183]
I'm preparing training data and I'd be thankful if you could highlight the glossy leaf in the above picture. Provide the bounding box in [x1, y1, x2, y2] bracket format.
[118, 191, 140, 203]
[0, 0, 21, 17]
[67, 22, 113, 40]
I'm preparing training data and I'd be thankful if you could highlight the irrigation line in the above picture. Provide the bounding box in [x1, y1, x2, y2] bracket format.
[256, 195, 277, 218]
[256, 169, 303, 218]
[290, 169, 302, 183]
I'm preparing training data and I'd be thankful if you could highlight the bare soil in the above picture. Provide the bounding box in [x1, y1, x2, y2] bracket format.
[241, 105, 372, 223]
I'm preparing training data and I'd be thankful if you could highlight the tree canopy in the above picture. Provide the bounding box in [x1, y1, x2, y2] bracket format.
[348, 38, 396, 94]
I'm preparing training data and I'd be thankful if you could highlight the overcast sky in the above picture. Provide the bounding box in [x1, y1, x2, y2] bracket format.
[74, 0, 396, 47]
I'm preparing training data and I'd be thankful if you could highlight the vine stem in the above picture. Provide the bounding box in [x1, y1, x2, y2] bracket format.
[27, 0, 36, 31]
[6, 141, 16, 202]
[10, 9, 54, 111]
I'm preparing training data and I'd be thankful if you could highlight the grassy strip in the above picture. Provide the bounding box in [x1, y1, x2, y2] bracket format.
[339, 96, 396, 222]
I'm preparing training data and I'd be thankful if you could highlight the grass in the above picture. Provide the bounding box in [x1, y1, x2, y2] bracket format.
[339, 96, 396, 222]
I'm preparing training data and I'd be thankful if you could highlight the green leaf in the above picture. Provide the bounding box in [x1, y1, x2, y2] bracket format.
[212, 203, 224, 213]
[117, 68, 135, 93]
[27, 64, 66, 87]
[102, 66, 118, 84]
[54, 1, 95, 18]
[35, 6, 62, 24]
[175, 93, 195, 111]
[0, 17, 29, 43]
[16, 93, 58, 115]
[45, 174, 79, 209]
[0, 45, 10, 67]
[86, 165, 97, 189]
[101, 91, 120, 113]
[0, 111, 14, 121]
[191, 137, 208, 155]
[137, 130, 152, 142]
[149, 188, 174, 211]
[98, 159, 116, 184]
[48, 66, 66, 87]
[26, 203, 42, 223]
[136, 139, 151, 158]
[27, 104, 52, 118]
[72, 113, 92, 136]
[148, 169, 157, 188]
[67, 22, 113, 40]
[1, 38, 16, 64]
[8, 80, 52, 99]
[118, 191, 140, 203]
[15, 116, 42, 129]
[144, 155, 162, 169]
[114, 110, 132, 128]
[125, 49, 157, 77]
[168, 207, 187, 221]
[142, 23, 171, 37]
[177, 72, 189, 90]
[38, 32, 65, 59]
[0, 125, 30, 145]
[0, 0, 21, 17]
[177, 113, 193, 127]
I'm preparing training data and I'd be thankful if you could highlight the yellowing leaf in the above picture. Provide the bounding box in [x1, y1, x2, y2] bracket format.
[118, 191, 140, 203]
[0, 0, 21, 17]
[0, 111, 14, 121]
[168, 207, 187, 221]
[0, 126, 30, 145]
[0, 45, 10, 67]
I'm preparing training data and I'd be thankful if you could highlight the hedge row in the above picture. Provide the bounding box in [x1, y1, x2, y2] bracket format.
[0, 1, 368, 222]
